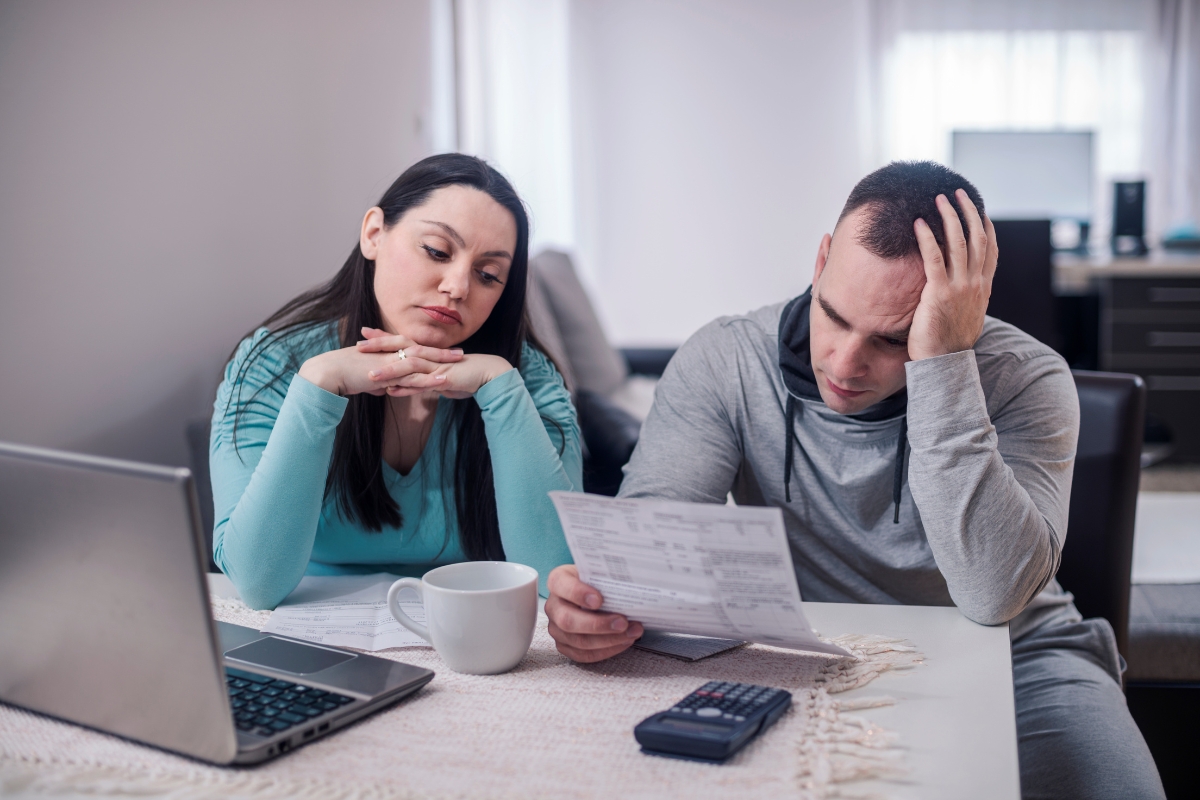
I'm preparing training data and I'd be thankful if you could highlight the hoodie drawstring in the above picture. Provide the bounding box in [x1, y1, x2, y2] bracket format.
[784, 395, 796, 502]
[892, 416, 908, 524]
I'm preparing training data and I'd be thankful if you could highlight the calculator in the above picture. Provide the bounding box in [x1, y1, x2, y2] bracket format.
[633, 681, 792, 762]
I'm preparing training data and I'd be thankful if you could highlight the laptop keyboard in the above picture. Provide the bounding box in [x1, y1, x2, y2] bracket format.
[226, 666, 355, 737]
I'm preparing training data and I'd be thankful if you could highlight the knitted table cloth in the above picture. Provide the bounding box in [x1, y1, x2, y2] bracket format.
[0, 597, 923, 799]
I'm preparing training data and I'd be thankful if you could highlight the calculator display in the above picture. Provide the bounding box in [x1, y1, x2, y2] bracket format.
[658, 718, 730, 734]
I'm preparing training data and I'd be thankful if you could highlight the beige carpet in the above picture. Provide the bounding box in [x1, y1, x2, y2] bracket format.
[0, 598, 922, 800]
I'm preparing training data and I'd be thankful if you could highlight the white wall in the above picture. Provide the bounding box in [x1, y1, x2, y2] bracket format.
[0, 0, 876, 462]
[570, 0, 869, 346]
[0, 0, 433, 466]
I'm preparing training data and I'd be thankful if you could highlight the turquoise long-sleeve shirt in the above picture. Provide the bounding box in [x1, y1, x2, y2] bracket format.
[209, 324, 580, 609]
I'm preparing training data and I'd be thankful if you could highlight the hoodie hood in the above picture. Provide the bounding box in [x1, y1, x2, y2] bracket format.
[777, 289, 909, 521]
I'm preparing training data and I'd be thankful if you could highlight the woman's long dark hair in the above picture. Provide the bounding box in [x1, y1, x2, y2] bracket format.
[227, 154, 552, 561]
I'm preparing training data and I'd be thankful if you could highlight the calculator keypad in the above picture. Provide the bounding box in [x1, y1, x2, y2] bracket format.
[637, 680, 792, 761]
[669, 681, 782, 723]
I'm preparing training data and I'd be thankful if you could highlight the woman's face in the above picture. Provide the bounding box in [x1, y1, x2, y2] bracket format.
[361, 184, 517, 348]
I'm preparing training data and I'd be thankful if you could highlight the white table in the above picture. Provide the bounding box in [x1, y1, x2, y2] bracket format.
[805, 602, 1019, 800]
[5, 577, 1019, 800]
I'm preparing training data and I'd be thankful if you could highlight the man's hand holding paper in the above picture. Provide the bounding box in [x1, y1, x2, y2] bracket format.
[546, 493, 848, 661]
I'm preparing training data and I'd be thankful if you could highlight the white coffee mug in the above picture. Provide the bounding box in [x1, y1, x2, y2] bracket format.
[387, 561, 538, 675]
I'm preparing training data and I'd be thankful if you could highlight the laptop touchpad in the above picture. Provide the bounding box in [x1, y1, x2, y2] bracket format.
[225, 636, 356, 674]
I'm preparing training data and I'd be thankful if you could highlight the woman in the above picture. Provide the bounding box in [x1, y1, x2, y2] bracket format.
[210, 154, 579, 609]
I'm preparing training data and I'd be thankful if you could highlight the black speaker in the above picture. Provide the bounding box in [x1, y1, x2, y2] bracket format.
[1112, 180, 1147, 255]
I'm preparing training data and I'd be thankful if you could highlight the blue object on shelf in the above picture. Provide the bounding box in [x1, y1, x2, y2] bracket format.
[1163, 221, 1200, 251]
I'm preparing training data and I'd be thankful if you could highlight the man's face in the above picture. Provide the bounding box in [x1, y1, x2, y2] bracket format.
[808, 208, 926, 415]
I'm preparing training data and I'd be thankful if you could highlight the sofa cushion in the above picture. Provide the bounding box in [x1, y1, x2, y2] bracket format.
[575, 389, 641, 496]
[530, 249, 628, 396]
[524, 267, 576, 390]
[1125, 583, 1200, 682]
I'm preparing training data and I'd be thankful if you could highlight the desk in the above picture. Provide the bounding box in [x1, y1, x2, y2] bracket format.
[0, 576, 1019, 800]
[1054, 249, 1200, 293]
[1055, 250, 1200, 461]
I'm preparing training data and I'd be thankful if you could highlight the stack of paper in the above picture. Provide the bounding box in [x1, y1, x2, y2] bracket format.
[261, 573, 430, 652]
[550, 492, 848, 657]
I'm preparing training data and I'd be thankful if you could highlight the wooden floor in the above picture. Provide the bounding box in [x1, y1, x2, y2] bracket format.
[1140, 464, 1200, 492]
[1131, 463, 1198, 800]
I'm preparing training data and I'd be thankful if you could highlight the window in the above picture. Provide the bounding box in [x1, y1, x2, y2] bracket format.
[879, 30, 1144, 237]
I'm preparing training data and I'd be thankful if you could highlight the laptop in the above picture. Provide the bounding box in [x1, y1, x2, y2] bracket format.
[0, 441, 434, 764]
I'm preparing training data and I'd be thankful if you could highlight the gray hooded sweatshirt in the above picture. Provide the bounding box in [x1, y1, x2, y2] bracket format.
[618, 301, 1082, 639]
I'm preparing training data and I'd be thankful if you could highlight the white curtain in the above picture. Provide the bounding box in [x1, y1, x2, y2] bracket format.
[454, 0, 576, 255]
[447, 0, 1198, 260]
[863, 0, 1200, 241]
[1148, 0, 1200, 235]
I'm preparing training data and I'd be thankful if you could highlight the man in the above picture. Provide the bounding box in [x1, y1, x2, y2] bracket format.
[545, 162, 1164, 799]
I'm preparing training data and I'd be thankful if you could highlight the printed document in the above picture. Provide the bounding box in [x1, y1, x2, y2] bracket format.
[261, 573, 429, 652]
[550, 492, 848, 657]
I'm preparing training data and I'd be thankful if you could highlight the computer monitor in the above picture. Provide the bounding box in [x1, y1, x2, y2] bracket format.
[951, 131, 1093, 221]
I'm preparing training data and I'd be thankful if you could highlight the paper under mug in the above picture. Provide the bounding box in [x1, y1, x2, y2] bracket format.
[387, 561, 538, 675]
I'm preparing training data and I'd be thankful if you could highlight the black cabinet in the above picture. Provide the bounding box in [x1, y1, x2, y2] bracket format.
[1103, 277, 1200, 462]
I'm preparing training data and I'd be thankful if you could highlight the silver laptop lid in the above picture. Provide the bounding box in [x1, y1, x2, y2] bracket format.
[0, 442, 238, 764]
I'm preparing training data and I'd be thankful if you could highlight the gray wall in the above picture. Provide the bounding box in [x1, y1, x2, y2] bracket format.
[0, 0, 433, 466]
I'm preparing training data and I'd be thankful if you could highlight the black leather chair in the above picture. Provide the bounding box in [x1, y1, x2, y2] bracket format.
[621, 348, 676, 377]
[577, 391, 641, 496]
[1057, 371, 1146, 657]
[578, 348, 677, 496]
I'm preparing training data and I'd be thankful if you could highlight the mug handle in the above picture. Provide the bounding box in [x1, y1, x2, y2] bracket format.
[387, 578, 432, 643]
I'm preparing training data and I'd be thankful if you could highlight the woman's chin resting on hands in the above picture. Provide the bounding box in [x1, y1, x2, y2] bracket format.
[208, 154, 580, 612]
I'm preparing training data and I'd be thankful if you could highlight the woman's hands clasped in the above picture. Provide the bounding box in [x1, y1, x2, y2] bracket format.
[297, 327, 513, 399]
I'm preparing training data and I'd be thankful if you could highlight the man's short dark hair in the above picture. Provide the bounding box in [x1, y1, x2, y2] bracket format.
[837, 161, 985, 261]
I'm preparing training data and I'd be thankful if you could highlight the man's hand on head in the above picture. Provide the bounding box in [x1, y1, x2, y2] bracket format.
[907, 189, 998, 361]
